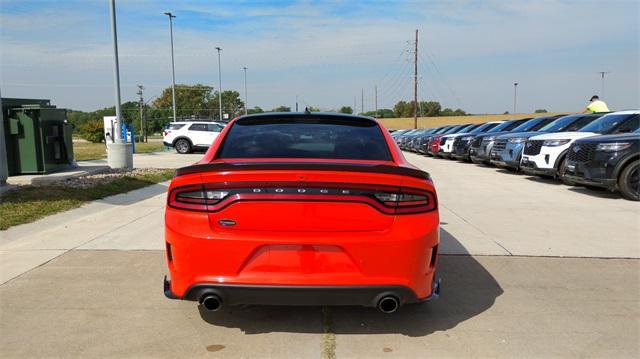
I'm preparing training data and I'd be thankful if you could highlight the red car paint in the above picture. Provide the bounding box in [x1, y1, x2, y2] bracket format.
[164, 113, 440, 311]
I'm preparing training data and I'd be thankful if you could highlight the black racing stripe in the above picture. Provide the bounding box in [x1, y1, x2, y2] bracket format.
[175, 162, 431, 180]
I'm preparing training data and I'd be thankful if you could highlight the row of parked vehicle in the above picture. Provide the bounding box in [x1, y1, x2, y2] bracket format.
[391, 110, 640, 201]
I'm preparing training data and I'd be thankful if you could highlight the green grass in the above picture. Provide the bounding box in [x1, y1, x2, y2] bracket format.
[0, 169, 175, 230]
[73, 141, 166, 161]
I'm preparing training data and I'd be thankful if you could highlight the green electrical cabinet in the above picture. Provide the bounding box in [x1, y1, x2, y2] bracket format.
[2, 98, 74, 175]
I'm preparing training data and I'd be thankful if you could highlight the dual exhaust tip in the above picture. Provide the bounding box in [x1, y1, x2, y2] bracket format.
[200, 294, 400, 314]
[200, 294, 223, 312]
[377, 295, 400, 314]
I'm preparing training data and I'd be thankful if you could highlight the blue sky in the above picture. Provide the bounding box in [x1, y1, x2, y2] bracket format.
[1, 0, 638, 114]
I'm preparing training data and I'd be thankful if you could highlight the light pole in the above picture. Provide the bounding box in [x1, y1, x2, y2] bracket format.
[108, 0, 132, 169]
[598, 71, 610, 98]
[164, 12, 177, 122]
[215, 46, 223, 121]
[242, 66, 248, 115]
[513, 82, 518, 114]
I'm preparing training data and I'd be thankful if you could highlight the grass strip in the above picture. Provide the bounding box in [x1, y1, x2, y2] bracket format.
[0, 169, 175, 230]
[74, 142, 166, 161]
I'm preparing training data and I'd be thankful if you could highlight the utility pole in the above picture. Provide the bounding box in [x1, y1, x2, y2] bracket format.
[137, 85, 144, 142]
[413, 29, 418, 129]
[215, 46, 223, 121]
[361, 88, 364, 114]
[598, 71, 611, 98]
[163, 12, 177, 122]
[242, 66, 248, 115]
[353, 96, 356, 114]
[295, 95, 299, 112]
[513, 82, 518, 114]
[374, 84, 378, 118]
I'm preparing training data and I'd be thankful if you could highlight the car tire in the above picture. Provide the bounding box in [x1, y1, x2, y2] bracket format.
[559, 158, 575, 186]
[174, 139, 192, 154]
[618, 160, 640, 201]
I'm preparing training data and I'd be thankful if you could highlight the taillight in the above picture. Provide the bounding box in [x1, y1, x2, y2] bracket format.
[168, 183, 436, 214]
[168, 184, 230, 211]
[374, 190, 436, 214]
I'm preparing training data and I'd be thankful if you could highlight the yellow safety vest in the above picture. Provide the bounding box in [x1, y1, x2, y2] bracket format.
[586, 100, 610, 113]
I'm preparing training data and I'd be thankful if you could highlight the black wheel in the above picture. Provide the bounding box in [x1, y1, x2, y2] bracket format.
[618, 160, 640, 201]
[174, 139, 192, 154]
[559, 158, 575, 186]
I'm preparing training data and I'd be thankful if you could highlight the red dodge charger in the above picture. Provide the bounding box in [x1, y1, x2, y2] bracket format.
[164, 112, 440, 313]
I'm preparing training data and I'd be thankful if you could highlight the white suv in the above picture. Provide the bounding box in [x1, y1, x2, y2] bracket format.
[162, 121, 226, 154]
[520, 111, 640, 181]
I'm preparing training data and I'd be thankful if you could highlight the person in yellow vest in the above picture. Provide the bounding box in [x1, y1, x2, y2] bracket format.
[582, 95, 610, 113]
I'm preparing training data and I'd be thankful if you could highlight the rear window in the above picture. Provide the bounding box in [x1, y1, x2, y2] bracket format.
[216, 116, 393, 161]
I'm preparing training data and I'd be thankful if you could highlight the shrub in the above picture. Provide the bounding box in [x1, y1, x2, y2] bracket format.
[81, 120, 105, 143]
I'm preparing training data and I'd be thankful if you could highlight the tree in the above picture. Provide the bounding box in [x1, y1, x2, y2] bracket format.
[534, 109, 548, 113]
[339, 106, 353, 114]
[360, 109, 395, 118]
[440, 108, 467, 116]
[271, 106, 291, 112]
[152, 84, 213, 118]
[208, 90, 245, 120]
[419, 101, 441, 117]
[394, 100, 443, 117]
[247, 106, 264, 114]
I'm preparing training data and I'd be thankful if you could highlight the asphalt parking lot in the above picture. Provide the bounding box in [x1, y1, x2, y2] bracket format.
[1, 152, 638, 358]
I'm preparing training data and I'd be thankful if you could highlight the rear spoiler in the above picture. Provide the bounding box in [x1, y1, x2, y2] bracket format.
[176, 162, 431, 180]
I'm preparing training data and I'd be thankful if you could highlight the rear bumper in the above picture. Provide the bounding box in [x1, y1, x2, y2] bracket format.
[520, 159, 556, 176]
[164, 276, 441, 306]
[163, 141, 172, 147]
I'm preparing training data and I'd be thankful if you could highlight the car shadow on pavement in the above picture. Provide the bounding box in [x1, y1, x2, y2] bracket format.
[199, 229, 504, 337]
[566, 186, 622, 199]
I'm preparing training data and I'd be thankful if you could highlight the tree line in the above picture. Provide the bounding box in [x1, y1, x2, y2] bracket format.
[68, 84, 468, 142]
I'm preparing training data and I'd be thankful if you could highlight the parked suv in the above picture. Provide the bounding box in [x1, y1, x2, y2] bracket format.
[521, 111, 639, 181]
[490, 115, 566, 170]
[163, 121, 226, 154]
[449, 121, 503, 161]
[564, 129, 640, 200]
[469, 118, 531, 164]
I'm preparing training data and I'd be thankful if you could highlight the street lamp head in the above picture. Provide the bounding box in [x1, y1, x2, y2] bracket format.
[215, 46, 222, 51]
[514, 82, 518, 86]
[164, 12, 175, 18]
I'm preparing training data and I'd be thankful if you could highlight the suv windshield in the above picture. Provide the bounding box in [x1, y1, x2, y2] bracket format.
[217, 116, 392, 161]
[512, 117, 558, 132]
[489, 119, 529, 132]
[470, 122, 500, 133]
[538, 114, 601, 132]
[579, 114, 640, 134]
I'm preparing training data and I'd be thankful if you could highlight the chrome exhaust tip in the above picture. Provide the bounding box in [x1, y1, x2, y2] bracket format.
[377, 296, 399, 314]
[200, 295, 223, 312]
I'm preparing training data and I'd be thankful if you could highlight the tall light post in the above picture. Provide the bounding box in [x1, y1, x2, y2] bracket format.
[513, 82, 518, 114]
[215, 46, 223, 121]
[108, 0, 132, 169]
[598, 71, 611, 98]
[164, 12, 177, 122]
[242, 66, 248, 115]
